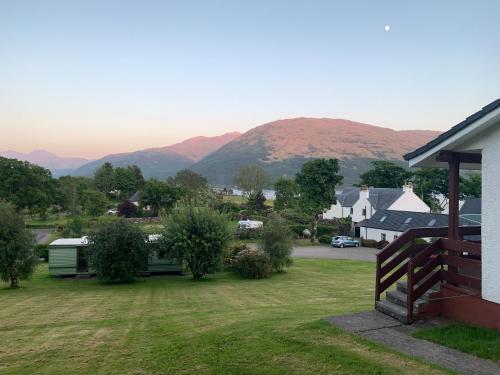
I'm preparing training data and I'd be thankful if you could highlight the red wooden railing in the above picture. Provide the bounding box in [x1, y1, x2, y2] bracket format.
[375, 225, 481, 322]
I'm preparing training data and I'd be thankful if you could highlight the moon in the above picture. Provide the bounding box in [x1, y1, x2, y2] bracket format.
[384, 25, 391, 32]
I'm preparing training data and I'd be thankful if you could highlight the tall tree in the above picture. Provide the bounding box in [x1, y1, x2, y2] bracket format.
[412, 168, 449, 212]
[113, 167, 137, 198]
[233, 165, 270, 196]
[274, 177, 297, 211]
[358, 161, 413, 188]
[94, 162, 115, 193]
[82, 189, 109, 217]
[461, 173, 481, 198]
[169, 169, 208, 192]
[295, 159, 343, 241]
[140, 179, 181, 216]
[0, 200, 37, 288]
[58, 176, 93, 215]
[0, 157, 56, 217]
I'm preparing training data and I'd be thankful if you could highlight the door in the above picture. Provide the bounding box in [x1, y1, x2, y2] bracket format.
[76, 247, 88, 273]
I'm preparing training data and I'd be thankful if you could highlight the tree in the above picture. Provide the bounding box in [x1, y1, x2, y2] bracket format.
[87, 219, 149, 283]
[82, 189, 109, 216]
[58, 176, 93, 216]
[0, 157, 56, 217]
[413, 168, 449, 212]
[359, 161, 413, 188]
[259, 214, 293, 272]
[170, 169, 208, 192]
[113, 165, 145, 198]
[161, 205, 232, 280]
[94, 162, 115, 193]
[274, 177, 297, 211]
[0, 200, 37, 288]
[461, 173, 481, 198]
[247, 191, 267, 211]
[140, 179, 181, 216]
[295, 159, 343, 241]
[118, 200, 138, 218]
[233, 165, 270, 196]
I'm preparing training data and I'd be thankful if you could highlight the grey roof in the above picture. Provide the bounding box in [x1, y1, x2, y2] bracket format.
[129, 191, 140, 202]
[335, 187, 404, 209]
[460, 198, 481, 215]
[357, 209, 472, 232]
[404, 98, 500, 161]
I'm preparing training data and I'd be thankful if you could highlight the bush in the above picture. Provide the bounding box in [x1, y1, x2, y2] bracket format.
[63, 217, 83, 238]
[87, 219, 149, 283]
[318, 235, 331, 244]
[260, 214, 293, 272]
[0, 200, 37, 288]
[289, 224, 307, 238]
[224, 242, 251, 269]
[362, 239, 378, 248]
[232, 248, 272, 279]
[35, 244, 49, 261]
[235, 227, 261, 240]
[161, 205, 232, 280]
[316, 224, 337, 237]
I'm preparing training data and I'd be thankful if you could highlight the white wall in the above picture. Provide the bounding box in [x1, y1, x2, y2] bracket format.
[457, 124, 500, 304]
[358, 227, 402, 242]
[388, 188, 430, 213]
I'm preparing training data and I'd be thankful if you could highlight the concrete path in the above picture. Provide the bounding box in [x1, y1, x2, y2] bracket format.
[32, 229, 52, 244]
[325, 310, 500, 375]
[292, 245, 380, 262]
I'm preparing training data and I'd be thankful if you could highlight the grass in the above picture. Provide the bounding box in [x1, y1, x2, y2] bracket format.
[0, 260, 448, 375]
[413, 323, 500, 362]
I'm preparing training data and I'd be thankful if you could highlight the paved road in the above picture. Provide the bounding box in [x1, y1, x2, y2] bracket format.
[292, 245, 380, 262]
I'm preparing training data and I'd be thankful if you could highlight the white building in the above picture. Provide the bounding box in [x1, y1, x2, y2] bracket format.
[323, 184, 430, 233]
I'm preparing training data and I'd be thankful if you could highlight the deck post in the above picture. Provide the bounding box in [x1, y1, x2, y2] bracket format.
[448, 153, 460, 240]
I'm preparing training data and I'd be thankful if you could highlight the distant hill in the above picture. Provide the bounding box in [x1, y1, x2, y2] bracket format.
[0, 150, 89, 176]
[190, 118, 441, 186]
[72, 132, 241, 179]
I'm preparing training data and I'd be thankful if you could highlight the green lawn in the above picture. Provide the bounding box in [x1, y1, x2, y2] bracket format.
[413, 323, 500, 362]
[0, 260, 447, 375]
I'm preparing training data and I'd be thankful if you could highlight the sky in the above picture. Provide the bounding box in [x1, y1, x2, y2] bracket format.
[1, 0, 499, 159]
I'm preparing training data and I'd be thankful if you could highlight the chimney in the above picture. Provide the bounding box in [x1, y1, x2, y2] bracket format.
[403, 182, 413, 193]
[360, 185, 369, 199]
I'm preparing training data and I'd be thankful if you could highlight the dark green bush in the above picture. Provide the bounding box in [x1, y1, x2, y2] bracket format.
[260, 214, 293, 272]
[318, 235, 331, 244]
[161, 205, 232, 280]
[232, 249, 272, 279]
[362, 239, 378, 248]
[235, 228, 262, 240]
[289, 224, 307, 237]
[87, 219, 149, 283]
[35, 244, 49, 261]
[316, 225, 337, 237]
[224, 242, 251, 269]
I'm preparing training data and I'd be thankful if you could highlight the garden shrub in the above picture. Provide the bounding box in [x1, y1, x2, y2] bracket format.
[35, 244, 49, 261]
[161, 205, 232, 280]
[362, 239, 378, 248]
[231, 248, 272, 279]
[289, 224, 307, 238]
[318, 235, 331, 244]
[87, 218, 149, 283]
[260, 214, 293, 272]
[224, 242, 251, 269]
[235, 227, 262, 240]
[316, 224, 337, 237]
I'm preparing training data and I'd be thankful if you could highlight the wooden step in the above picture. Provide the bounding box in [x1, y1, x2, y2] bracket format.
[375, 300, 409, 323]
[396, 280, 440, 299]
[386, 290, 427, 312]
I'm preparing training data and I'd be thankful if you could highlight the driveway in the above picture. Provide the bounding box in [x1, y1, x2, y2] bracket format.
[292, 245, 380, 262]
[32, 229, 53, 244]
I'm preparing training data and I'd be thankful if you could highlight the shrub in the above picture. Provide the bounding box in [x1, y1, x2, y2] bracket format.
[224, 242, 251, 269]
[232, 249, 272, 279]
[289, 224, 307, 238]
[161, 205, 232, 280]
[87, 219, 149, 283]
[362, 239, 378, 248]
[318, 235, 331, 244]
[35, 244, 49, 261]
[260, 214, 293, 272]
[63, 217, 83, 238]
[0, 200, 37, 288]
[235, 227, 261, 240]
[316, 224, 336, 237]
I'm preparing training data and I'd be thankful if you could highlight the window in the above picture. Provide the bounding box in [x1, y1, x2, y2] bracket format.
[381, 233, 386, 241]
[404, 217, 413, 224]
[350, 207, 354, 215]
[380, 215, 387, 222]
[362, 208, 367, 216]
[427, 218, 437, 227]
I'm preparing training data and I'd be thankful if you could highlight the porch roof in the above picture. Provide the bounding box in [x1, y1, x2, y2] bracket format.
[404, 98, 500, 169]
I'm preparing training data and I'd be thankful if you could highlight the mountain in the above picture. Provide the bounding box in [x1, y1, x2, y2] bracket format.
[73, 132, 241, 179]
[190, 118, 441, 186]
[149, 132, 241, 162]
[0, 149, 89, 176]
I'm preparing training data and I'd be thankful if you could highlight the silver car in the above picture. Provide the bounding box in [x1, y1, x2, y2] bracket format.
[331, 236, 360, 248]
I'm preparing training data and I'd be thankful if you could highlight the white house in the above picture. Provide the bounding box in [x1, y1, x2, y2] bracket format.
[357, 209, 476, 242]
[323, 184, 430, 231]
[400, 97, 500, 328]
